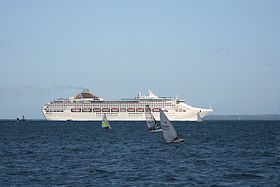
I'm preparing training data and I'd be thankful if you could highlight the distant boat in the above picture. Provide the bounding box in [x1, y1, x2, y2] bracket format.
[160, 109, 184, 143]
[145, 105, 162, 132]
[102, 114, 112, 130]
[16, 115, 25, 123]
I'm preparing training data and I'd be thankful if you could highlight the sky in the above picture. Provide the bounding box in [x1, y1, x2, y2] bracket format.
[0, 0, 279, 119]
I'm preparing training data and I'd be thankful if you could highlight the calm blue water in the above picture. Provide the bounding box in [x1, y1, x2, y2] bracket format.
[0, 120, 279, 186]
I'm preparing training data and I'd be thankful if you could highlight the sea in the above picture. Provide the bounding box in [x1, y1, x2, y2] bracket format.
[0, 120, 279, 186]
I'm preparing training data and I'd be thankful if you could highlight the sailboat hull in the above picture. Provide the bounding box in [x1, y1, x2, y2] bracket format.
[103, 128, 112, 130]
[165, 139, 184, 143]
[175, 139, 184, 143]
[149, 129, 163, 133]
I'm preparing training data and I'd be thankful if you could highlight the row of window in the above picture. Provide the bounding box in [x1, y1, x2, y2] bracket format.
[70, 108, 161, 113]
[50, 101, 173, 106]
[49, 103, 172, 107]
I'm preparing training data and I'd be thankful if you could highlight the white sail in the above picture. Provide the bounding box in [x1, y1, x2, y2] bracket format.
[145, 105, 161, 132]
[160, 109, 183, 142]
[197, 112, 202, 122]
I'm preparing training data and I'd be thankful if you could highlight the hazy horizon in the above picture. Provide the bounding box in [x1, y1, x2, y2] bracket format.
[2, 113, 280, 120]
[1, 0, 279, 119]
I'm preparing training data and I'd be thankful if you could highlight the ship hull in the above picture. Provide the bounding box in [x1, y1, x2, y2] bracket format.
[42, 107, 212, 121]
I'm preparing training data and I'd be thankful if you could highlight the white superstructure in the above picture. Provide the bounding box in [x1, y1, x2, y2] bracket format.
[42, 89, 213, 121]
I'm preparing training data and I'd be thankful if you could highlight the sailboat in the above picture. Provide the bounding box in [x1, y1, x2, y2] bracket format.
[102, 114, 112, 130]
[160, 109, 184, 143]
[145, 105, 162, 132]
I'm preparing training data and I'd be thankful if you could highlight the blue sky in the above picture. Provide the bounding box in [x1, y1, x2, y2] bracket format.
[0, 0, 279, 119]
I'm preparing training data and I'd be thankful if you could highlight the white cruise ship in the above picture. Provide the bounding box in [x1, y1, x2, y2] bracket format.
[42, 89, 213, 121]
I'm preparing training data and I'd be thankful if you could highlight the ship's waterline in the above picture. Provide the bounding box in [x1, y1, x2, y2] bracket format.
[42, 89, 213, 121]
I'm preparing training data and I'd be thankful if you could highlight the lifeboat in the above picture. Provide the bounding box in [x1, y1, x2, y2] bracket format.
[102, 108, 110, 112]
[71, 108, 81, 112]
[136, 108, 144, 112]
[127, 108, 135, 112]
[82, 108, 92, 112]
[111, 108, 119, 112]
[152, 108, 160, 112]
[93, 108, 101, 112]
